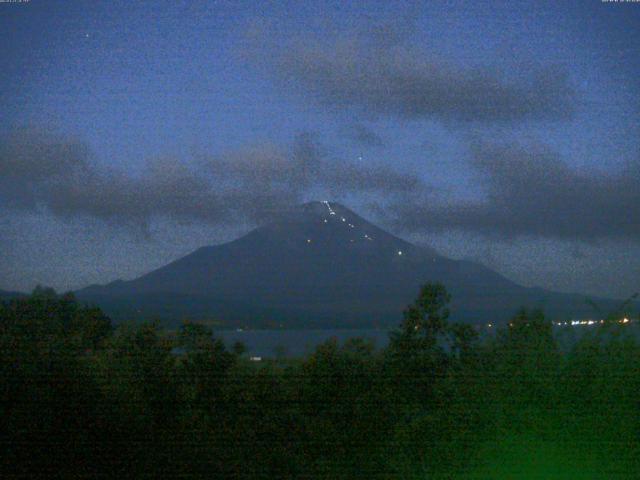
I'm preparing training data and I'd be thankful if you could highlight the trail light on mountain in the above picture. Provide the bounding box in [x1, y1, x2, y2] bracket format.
[322, 201, 336, 215]
[307, 239, 312, 243]
[397, 250, 403, 255]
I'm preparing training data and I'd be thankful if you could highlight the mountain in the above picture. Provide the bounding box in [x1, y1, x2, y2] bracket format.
[77, 201, 619, 328]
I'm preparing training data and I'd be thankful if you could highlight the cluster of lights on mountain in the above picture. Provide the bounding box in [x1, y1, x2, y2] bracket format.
[310, 201, 407, 255]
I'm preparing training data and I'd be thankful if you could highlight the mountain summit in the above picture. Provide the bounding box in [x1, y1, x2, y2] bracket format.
[78, 201, 610, 328]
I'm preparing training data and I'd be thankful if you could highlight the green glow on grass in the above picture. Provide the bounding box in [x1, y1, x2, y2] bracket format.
[460, 434, 626, 480]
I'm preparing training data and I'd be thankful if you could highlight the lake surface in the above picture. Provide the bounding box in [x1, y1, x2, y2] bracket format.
[218, 323, 639, 358]
[218, 328, 391, 358]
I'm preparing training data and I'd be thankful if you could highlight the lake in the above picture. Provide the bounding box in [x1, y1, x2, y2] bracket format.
[218, 328, 391, 358]
[218, 323, 639, 358]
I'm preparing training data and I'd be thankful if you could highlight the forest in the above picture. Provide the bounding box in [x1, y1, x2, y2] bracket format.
[2, 285, 639, 479]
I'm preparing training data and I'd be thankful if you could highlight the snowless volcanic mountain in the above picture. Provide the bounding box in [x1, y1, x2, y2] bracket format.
[78, 201, 615, 328]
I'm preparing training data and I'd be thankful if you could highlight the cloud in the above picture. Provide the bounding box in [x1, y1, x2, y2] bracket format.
[341, 123, 385, 148]
[4, 130, 636, 242]
[0, 129, 423, 227]
[387, 141, 640, 241]
[0, 130, 91, 209]
[252, 30, 576, 123]
[199, 132, 422, 220]
[45, 157, 230, 226]
[0, 130, 230, 225]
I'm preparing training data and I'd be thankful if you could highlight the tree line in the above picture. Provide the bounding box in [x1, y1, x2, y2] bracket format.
[1, 284, 639, 478]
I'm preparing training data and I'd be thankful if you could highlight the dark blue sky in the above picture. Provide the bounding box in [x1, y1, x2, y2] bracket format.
[1, 0, 639, 299]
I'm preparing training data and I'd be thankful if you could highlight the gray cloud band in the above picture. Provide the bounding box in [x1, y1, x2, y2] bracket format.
[1, 131, 637, 241]
[259, 33, 576, 123]
[387, 142, 640, 241]
[0, 130, 422, 227]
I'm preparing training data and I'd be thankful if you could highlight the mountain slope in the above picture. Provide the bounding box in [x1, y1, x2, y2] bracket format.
[77, 201, 617, 327]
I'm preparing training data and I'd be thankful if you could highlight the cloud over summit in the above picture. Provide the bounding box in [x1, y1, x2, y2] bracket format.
[0, 130, 423, 228]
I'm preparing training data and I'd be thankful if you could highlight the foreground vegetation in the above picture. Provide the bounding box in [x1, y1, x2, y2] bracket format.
[2, 285, 639, 479]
